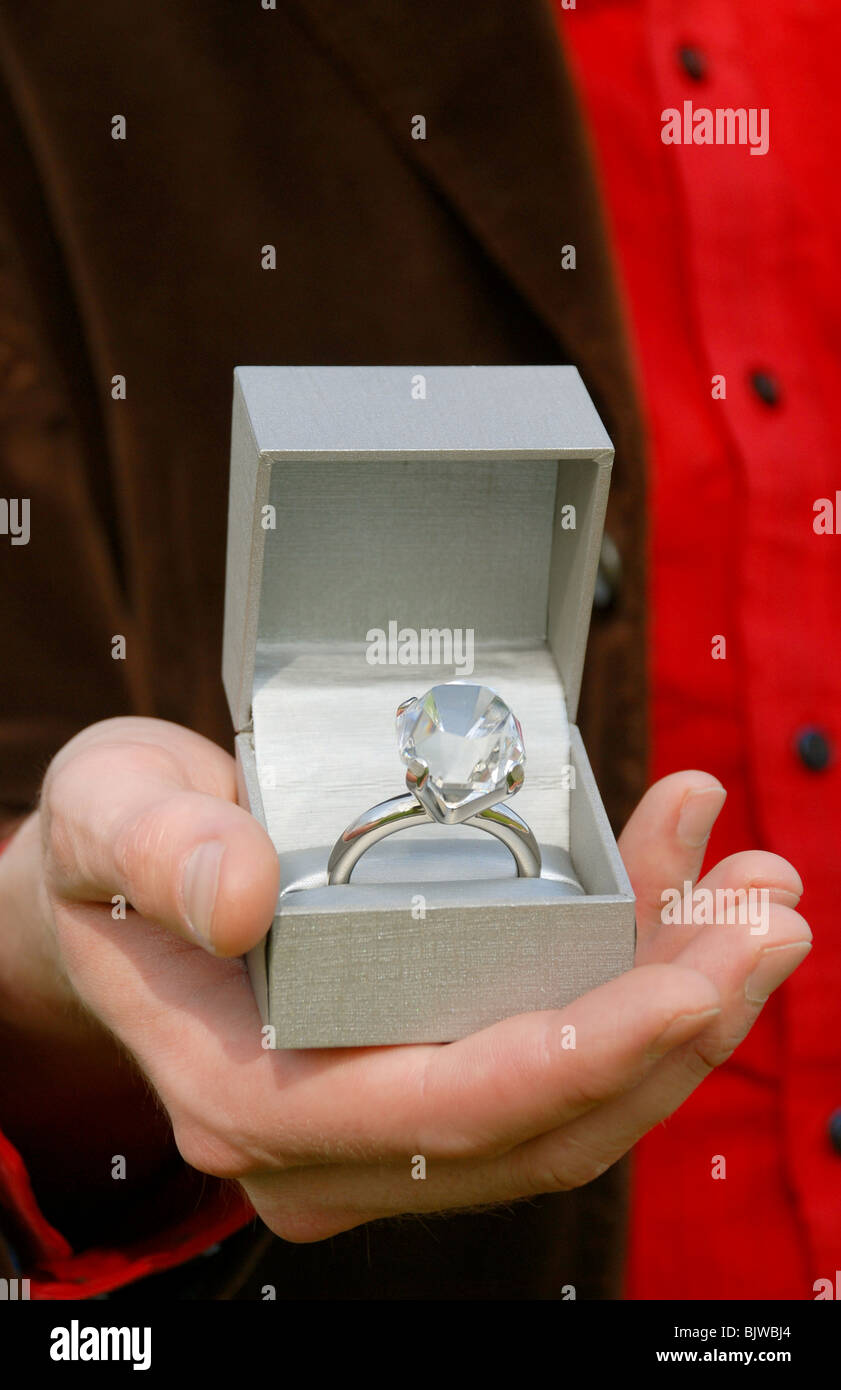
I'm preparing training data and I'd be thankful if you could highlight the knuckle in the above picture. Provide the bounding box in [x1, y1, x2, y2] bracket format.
[693, 1025, 750, 1072]
[78, 738, 184, 796]
[679, 1037, 721, 1078]
[526, 1159, 574, 1195]
[171, 1119, 258, 1182]
[110, 796, 173, 886]
[258, 1206, 348, 1244]
[171, 1097, 299, 1183]
[41, 739, 188, 894]
[63, 716, 159, 748]
[562, 1069, 615, 1115]
[522, 1134, 611, 1195]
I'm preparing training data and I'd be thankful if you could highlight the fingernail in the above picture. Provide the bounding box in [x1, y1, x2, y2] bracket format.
[751, 874, 804, 908]
[182, 840, 225, 950]
[765, 887, 803, 909]
[744, 941, 812, 1004]
[648, 1006, 721, 1058]
[677, 785, 727, 847]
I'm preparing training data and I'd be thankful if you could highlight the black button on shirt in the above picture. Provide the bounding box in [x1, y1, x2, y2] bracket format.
[750, 370, 782, 406]
[796, 728, 833, 772]
[828, 1109, 841, 1156]
[678, 46, 708, 82]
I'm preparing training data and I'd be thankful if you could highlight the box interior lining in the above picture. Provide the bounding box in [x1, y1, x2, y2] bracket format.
[248, 451, 605, 873]
[253, 643, 571, 862]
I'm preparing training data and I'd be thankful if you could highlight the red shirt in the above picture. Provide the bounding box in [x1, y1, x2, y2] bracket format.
[557, 0, 841, 1298]
[0, 1121, 251, 1299]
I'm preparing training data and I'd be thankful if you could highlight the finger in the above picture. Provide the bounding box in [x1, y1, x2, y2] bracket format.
[618, 770, 727, 939]
[638, 848, 805, 964]
[47, 715, 239, 799]
[156, 961, 719, 1171]
[214, 961, 720, 1236]
[399, 964, 720, 1159]
[41, 718, 279, 955]
[506, 908, 812, 1196]
[241, 908, 813, 1238]
[48, 888, 713, 1195]
[667, 902, 811, 1029]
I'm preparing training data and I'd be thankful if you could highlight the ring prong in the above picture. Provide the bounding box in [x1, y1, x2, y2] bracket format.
[506, 763, 525, 794]
[396, 696, 417, 720]
[405, 757, 429, 791]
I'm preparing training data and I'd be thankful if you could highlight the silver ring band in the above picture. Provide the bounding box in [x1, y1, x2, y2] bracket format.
[327, 792, 542, 885]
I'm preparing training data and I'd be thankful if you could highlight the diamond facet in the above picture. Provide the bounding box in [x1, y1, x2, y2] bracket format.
[396, 682, 525, 819]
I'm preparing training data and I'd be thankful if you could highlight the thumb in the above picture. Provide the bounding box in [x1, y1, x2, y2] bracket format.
[42, 721, 279, 955]
[618, 770, 726, 943]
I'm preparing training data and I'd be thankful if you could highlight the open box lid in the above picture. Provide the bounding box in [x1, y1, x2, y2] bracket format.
[223, 365, 613, 737]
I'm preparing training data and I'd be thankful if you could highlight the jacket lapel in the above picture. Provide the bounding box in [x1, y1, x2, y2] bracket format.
[285, 0, 638, 407]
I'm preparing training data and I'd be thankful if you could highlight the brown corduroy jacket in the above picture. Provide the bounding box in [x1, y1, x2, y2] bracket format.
[0, 1, 647, 1299]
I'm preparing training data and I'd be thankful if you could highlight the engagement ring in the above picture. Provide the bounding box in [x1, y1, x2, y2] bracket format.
[327, 681, 543, 884]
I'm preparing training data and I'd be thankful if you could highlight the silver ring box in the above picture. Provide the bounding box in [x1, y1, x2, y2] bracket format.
[223, 366, 635, 1048]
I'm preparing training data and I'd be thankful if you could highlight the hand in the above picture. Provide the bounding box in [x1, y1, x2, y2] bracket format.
[0, 718, 811, 1241]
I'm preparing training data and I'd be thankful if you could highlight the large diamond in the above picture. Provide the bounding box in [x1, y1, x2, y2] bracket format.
[396, 682, 525, 816]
